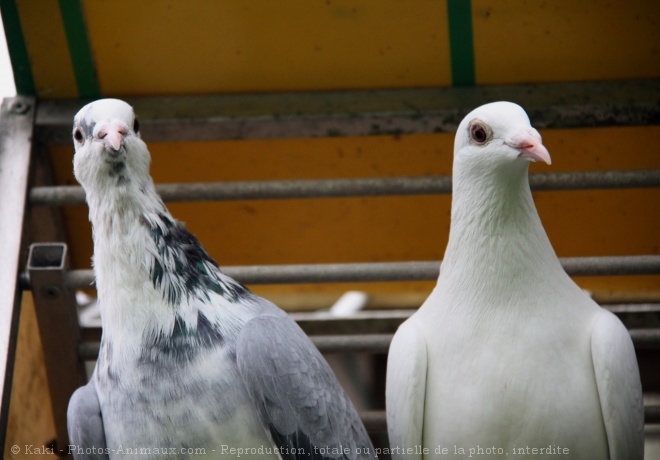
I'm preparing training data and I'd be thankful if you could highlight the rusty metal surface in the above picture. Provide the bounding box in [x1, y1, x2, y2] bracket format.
[35, 79, 660, 144]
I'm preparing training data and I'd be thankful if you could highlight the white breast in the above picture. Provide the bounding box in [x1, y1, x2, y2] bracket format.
[415, 287, 609, 459]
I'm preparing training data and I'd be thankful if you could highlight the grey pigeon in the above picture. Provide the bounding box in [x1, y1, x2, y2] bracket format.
[386, 101, 644, 459]
[67, 99, 376, 460]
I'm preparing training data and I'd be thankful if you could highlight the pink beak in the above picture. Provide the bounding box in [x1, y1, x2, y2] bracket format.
[98, 124, 127, 151]
[508, 130, 552, 165]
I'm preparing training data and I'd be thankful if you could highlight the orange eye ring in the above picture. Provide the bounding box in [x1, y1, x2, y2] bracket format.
[468, 120, 492, 145]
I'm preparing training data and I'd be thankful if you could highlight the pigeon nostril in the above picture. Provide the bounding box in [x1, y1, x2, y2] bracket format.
[97, 125, 127, 151]
[98, 128, 126, 140]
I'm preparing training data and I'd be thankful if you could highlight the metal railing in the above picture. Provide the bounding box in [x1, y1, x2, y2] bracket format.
[28, 169, 660, 206]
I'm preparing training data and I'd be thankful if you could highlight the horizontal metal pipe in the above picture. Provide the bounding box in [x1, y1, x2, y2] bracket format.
[646, 406, 660, 425]
[628, 329, 660, 349]
[18, 256, 660, 290]
[358, 406, 660, 431]
[77, 335, 394, 359]
[78, 328, 660, 361]
[323, 331, 660, 352]
[77, 304, 660, 342]
[28, 169, 660, 206]
[311, 334, 393, 354]
[559, 256, 660, 277]
[358, 411, 388, 432]
[224, 261, 439, 285]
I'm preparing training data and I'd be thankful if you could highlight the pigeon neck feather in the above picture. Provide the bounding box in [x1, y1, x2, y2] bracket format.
[86, 179, 249, 361]
[438, 157, 565, 309]
[87, 180, 178, 342]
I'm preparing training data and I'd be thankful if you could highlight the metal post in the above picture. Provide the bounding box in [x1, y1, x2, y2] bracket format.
[0, 96, 35, 453]
[28, 243, 87, 453]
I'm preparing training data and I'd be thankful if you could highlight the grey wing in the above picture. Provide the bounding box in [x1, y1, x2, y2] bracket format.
[67, 380, 108, 460]
[236, 314, 376, 460]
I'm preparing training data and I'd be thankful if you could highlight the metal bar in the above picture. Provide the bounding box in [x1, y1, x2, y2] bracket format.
[76, 304, 660, 343]
[359, 411, 388, 432]
[359, 406, 660, 431]
[0, 96, 35, 452]
[528, 169, 660, 191]
[77, 329, 660, 360]
[291, 310, 414, 336]
[629, 329, 660, 349]
[291, 306, 660, 335]
[603, 304, 660, 329]
[314, 331, 660, 352]
[311, 334, 393, 354]
[559, 256, 660, 277]
[646, 405, 660, 425]
[35, 79, 660, 143]
[28, 169, 660, 206]
[28, 243, 87, 450]
[19, 255, 660, 290]
[76, 336, 392, 360]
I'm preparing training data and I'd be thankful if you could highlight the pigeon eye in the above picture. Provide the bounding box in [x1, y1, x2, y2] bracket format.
[133, 118, 140, 134]
[74, 129, 84, 143]
[469, 121, 491, 145]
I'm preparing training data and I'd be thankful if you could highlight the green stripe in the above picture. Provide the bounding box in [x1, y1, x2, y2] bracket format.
[1, 0, 35, 95]
[59, 0, 100, 98]
[447, 0, 476, 86]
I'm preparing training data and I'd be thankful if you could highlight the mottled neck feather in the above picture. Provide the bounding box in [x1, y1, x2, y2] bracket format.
[439, 159, 564, 305]
[85, 177, 253, 341]
[85, 174, 165, 233]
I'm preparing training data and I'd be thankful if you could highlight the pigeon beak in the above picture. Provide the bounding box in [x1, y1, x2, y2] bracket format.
[508, 130, 552, 165]
[98, 123, 127, 151]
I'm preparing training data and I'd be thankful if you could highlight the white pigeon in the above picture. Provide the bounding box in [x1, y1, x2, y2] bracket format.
[66, 99, 377, 460]
[385, 101, 644, 459]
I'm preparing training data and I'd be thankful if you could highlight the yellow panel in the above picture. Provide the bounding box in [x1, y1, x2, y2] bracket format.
[472, 1, 660, 84]
[49, 127, 660, 308]
[16, 0, 78, 98]
[5, 293, 56, 459]
[80, 0, 451, 95]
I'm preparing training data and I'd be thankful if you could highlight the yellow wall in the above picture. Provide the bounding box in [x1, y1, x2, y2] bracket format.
[472, 1, 660, 84]
[16, 1, 660, 97]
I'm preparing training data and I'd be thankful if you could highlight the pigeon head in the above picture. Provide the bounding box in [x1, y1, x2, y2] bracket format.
[72, 99, 149, 192]
[454, 101, 551, 168]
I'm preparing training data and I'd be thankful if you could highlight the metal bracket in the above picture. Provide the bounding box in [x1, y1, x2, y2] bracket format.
[28, 243, 87, 453]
